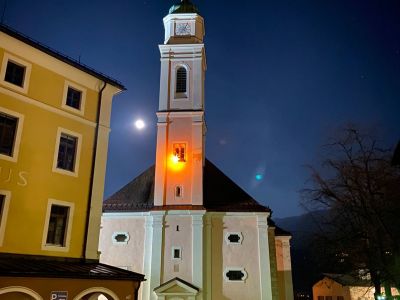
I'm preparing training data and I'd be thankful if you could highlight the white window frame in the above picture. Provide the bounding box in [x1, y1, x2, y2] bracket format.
[61, 80, 86, 115]
[0, 52, 32, 94]
[173, 64, 189, 99]
[52, 127, 82, 177]
[41, 199, 74, 252]
[0, 190, 11, 247]
[112, 231, 130, 245]
[0, 106, 24, 163]
[224, 267, 248, 283]
[172, 246, 182, 261]
[225, 232, 244, 245]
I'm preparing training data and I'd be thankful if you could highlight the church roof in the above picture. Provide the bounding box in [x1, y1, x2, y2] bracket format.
[169, 0, 200, 15]
[103, 159, 270, 213]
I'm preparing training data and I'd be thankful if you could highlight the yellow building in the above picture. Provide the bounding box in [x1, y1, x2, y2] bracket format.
[0, 24, 144, 299]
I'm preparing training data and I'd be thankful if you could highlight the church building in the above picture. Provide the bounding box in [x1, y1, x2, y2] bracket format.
[99, 1, 294, 299]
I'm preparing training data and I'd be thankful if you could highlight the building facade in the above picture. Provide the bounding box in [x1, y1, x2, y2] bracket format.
[99, 1, 293, 300]
[0, 24, 144, 299]
[313, 274, 399, 300]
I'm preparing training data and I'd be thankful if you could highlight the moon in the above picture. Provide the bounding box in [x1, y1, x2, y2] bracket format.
[134, 119, 145, 130]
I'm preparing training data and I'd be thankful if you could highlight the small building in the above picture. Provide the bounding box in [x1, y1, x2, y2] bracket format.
[312, 274, 399, 300]
[99, 1, 294, 299]
[0, 24, 144, 299]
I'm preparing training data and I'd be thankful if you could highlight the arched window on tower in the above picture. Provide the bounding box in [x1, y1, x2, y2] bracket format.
[176, 67, 187, 94]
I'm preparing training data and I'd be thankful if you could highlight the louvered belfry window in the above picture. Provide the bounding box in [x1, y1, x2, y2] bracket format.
[176, 67, 187, 93]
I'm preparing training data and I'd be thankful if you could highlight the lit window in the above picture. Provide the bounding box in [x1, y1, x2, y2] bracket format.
[57, 133, 77, 171]
[224, 268, 248, 282]
[176, 67, 187, 93]
[66, 87, 82, 109]
[46, 205, 69, 246]
[112, 232, 130, 245]
[173, 143, 186, 162]
[4, 61, 25, 87]
[0, 112, 18, 157]
[172, 246, 182, 260]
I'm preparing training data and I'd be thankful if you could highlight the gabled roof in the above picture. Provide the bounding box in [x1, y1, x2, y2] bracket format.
[154, 277, 199, 295]
[0, 254, 145, 281]
[0, 24, 125, 90]
[103, 159, 270, 213]
[322, 273, 371, 287]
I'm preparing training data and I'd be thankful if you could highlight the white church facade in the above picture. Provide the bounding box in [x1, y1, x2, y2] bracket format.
[99, 1, 294, 299]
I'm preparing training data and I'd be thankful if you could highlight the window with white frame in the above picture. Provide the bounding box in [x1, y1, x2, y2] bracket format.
[62, 81, 86, 114]
[0, 107, 24, 162]
[224, 267, 248, 282]
[175, 66, 188, 99]
[176, 67, 187, 93]
[0, 53, 32, 93]
[0, 190, 11, 246]
[225, 232, 243, 245]
[172, 246, 182, 260]
[42, 199, 74, 251]
[52, 128, 82, 176]
[112, 232, 130, 245]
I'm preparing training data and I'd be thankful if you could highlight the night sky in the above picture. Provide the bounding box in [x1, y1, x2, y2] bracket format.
[3, 0, 399, 217]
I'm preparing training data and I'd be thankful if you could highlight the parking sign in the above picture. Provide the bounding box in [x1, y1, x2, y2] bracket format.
[51, 291, 68, 300]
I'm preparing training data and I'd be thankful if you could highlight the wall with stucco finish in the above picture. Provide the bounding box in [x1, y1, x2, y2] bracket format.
[313, 277, 351, 300]
[210, 214, 262, 300]
[99, 215, 146, 273]
[163, 215, 193, 283]
[269, 229, 279, 300]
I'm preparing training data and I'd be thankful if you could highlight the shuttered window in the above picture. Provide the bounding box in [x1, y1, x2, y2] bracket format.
[176, 67, 187, 93]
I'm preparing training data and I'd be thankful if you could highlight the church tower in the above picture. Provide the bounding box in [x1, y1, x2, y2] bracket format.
[100, 1, 295, 300]
[154, 0, 206, 208]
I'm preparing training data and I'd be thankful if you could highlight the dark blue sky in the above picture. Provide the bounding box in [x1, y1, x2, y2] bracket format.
[3, 0, 399, 217]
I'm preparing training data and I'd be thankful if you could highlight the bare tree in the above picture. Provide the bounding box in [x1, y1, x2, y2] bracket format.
[302, 126, 400, 299]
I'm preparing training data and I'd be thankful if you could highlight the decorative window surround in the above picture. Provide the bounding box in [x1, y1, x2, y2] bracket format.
[0, 52, 32, 94]
[172, 246, 182, 260]
[52, 127, 82, 177]
[173, 64, 189, 99]
[61, 80, 86, 115]
[0, 106, 24, 162]
[224, 267, 248, 282]
[0, 190, 11, 246]
[225, 232, 243, 245]
[42, 199, 74, 252]
[112, 231, 130, 245]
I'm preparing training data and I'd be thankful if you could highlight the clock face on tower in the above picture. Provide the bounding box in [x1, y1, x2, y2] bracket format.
[175, 23, 191, 36]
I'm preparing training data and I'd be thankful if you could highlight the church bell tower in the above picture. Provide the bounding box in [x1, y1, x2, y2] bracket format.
[154, 0, 206, 207]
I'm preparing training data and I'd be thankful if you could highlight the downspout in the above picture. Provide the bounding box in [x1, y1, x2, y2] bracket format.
[82, 81, 107, 260]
